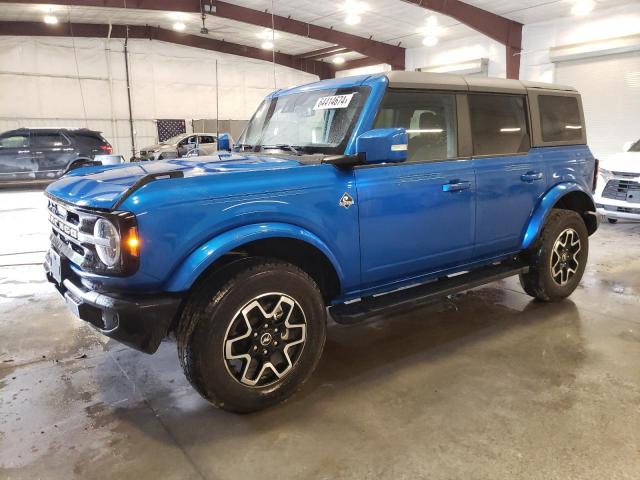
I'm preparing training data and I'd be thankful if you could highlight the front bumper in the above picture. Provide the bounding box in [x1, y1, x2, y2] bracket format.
[44, 251, 182, 354]
[595, 199, 640, 221]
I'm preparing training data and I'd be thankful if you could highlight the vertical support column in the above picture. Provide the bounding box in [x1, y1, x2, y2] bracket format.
[506, 44, 521, 80]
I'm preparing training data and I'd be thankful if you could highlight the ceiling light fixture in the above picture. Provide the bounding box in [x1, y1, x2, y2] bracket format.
[345, 13, 361, 25]
[261, 40, 274, 50]
[173, 22, 186, 31]
[342, 1, 368, 26]
[425, 15, 439, 29]
[419, 16, 442, 48]
[422, 36, 439, 47]
[571, 0, 595, 16]
[332, 56, 346, 65]
[43, 15, 58, 24]
[258, 28, 277, 40]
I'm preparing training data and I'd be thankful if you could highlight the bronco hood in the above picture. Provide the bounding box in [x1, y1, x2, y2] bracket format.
[46, 153, 309, 210]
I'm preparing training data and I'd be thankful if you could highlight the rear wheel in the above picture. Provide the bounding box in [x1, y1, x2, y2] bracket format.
[177, 258, 326, 413]
[519, 209, 589, 302]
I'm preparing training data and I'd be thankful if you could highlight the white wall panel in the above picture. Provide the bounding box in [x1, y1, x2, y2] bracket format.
[520, 2, 640, 83]
[519, 2, 640, 159]
[0, 35, 317, 157]
[555, 51, 640, 159]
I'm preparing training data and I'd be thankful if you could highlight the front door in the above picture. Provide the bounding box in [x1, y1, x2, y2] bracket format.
[178, 136, 197, 157]
[0, 131, 35, 181]
[469, 94, 547, 257]
[355, 90, 476, 290]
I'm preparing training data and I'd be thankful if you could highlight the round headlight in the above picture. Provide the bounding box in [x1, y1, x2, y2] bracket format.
[94, 218, 121, 267]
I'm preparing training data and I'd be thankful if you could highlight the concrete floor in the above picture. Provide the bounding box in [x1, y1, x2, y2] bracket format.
[1, 189, 639, 480]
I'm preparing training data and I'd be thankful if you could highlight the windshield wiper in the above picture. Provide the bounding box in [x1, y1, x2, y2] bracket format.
[259, 144, 302, 155]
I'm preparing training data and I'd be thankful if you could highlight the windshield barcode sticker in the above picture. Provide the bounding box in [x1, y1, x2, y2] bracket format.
[313, 93, 355, 110]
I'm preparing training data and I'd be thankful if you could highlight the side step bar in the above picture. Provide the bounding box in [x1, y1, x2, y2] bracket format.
[329, 261, 529, 325]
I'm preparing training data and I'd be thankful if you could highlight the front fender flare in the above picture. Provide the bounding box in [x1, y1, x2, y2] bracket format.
[521, 182, 595, 250]
[164, 223, 345, 292]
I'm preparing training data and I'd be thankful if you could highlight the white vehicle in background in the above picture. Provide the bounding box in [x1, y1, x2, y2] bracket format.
[595, 139, 640, 223]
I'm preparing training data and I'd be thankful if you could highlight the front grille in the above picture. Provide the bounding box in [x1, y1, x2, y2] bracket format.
[602, 179, 640, 201]
[47, 199, 102, 270]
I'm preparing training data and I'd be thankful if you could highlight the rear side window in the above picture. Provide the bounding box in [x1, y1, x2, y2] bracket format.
[199, 136, 215, 144]
[538, 95, 583, 143]
[374, 90, 458, 162]
[469, 94, 530, 156]
[75, 131, 107, 146]
[0, 134, 29, 148]
[32, 132, 70, 148]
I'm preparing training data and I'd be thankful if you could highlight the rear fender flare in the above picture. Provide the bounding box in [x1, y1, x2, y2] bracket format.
[164, 223, 344, 292]
[521, 182, 596, 250]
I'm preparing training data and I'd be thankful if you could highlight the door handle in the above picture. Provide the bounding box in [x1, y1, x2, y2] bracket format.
[521, 171, 544, 182]
[442, 181, 471, 192]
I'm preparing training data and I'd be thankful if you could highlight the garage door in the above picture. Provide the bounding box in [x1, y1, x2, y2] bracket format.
[555, 51, 640, 159]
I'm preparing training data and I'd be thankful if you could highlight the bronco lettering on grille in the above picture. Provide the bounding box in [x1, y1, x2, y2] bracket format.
[48, 213, 79, 240]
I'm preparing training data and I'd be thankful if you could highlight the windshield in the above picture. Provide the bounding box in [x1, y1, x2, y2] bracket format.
[161, 133, 188, 145]
[629, 139, 640, 152]
[237, 86, 369, 154]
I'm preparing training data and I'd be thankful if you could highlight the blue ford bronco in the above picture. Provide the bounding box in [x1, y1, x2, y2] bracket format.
[44, 72, 599, 412]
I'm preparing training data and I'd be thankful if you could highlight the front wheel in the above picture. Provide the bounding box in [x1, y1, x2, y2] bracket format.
[177, 259, 326, 413]
[519, 209, 589, 302]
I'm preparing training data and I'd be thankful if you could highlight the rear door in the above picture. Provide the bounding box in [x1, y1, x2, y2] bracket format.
[0, 131, 35, 180]
[355, 89, 476, 289]
[470, 93, 547, 258]
[32, 130, 75, 177]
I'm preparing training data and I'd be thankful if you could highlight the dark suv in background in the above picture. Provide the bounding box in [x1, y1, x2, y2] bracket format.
[0, 128, 112, 185]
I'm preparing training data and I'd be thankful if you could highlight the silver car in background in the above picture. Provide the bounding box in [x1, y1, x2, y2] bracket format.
[138, 133, 218, 161]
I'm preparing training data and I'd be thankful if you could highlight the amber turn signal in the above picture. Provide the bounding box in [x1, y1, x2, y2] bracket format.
[126, 227, 140, 257]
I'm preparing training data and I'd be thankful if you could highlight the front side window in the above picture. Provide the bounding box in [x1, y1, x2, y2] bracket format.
[32, 132, 70, 148]
[629, 139, 640, 152]
[469, 94, 530, 156]
[0, 134, 29, 149]
[374, 90, 458, 162]
[538, 95, 583, 143]
[237, 87, 369, 154]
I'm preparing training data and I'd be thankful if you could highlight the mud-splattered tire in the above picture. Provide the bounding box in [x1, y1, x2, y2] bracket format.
[519, 209, 589, 302]
[176, 258, 326, 413]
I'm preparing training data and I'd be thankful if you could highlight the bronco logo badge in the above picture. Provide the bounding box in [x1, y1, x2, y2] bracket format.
[339, 192, 354, 209]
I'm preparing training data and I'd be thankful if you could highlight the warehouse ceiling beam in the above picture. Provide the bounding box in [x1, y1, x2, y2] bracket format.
[0, 0, 405, 69]
[0, 21, 334, 79]
[297, 45, 350, 61]
[401, 0, 522, 79]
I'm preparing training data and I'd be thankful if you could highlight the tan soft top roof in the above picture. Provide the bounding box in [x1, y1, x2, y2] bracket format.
[384, 71, 577, 94]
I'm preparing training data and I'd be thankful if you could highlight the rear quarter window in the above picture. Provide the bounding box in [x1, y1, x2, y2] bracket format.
[538, 95, 583, 143]
[75, 132, 108, 146]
